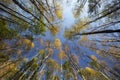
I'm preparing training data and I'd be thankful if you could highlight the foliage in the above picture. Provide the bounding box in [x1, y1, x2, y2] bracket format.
[0, 41, 8, 50]
[58, 51, 66, 60]
[0, 20, 18, 39]
[90, 55, 97, 61]
[79, 67, 109, 80]
[53, 38, 61, 49]
[49, 26, 60, 36]
[62, 61, 76, 80]
[29, 17, 46, 35]
[0, 0, 120, 80]
[88, 0, 100, 14]
[81, 35, 88, 42]
[46, 58, 60, 71]
[55, 2, 63, 19]
[64, 18, 88, 39]
[0, 60, 18, 80]
[0, 52, 9, 62]
[17, 38, 35, 50]
[70, 54, 79, 64]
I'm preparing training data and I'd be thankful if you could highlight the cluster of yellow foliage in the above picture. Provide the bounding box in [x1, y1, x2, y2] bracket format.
[90, 55, 97, 61]
[55, 2, 63, 19]
[46, 48, 53, 56]
[23, 39, 34, 48]
[17, 38, 34, 50]
[0, 61, 18, 79]
[39, 49, 45, 55]
[53, 38, 61, 49]
[58, 51, 66, 60]
[49, 26, 60, 36]
[85, 67, 97, 75]
[46, 58, 60, 71]
[64, 18, 88, 40]
[73, 18, 88, 33]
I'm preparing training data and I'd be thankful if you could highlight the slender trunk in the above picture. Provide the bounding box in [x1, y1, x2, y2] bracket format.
[77, 1, 120, 30]
[38, 64, 46, 79]
[30, 0, 55, 29]
[0, 2, 33, 21]
[26, 71, 36, 80]
[74, 69, 78, 80]
[74, 29, 120, 36]
[0, 7, 31, 25]
[60, 59, 63, 80]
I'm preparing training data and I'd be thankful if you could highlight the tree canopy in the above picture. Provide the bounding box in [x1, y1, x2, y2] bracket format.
[0, 0, 120, 80]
